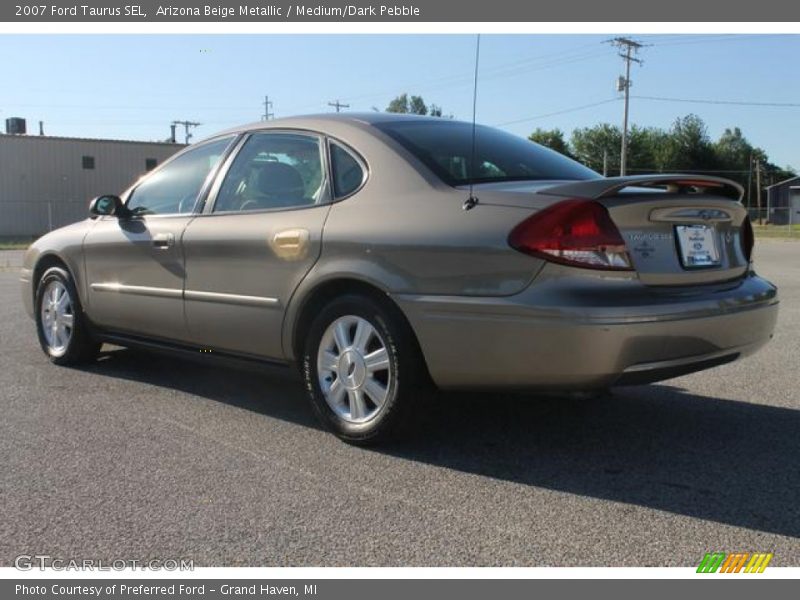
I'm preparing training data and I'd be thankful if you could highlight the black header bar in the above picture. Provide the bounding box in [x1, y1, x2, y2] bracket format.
[3, 0, 800, 22]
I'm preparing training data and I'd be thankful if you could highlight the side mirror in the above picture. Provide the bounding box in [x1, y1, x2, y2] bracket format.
[89, 195, 125, 218]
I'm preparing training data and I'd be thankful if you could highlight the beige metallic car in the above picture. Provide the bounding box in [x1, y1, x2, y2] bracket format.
[21, 114, 778, 443]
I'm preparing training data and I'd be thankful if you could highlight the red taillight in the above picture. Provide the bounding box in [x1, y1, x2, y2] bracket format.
[509, 199, 633, 271]
[741, 215, 754, 262]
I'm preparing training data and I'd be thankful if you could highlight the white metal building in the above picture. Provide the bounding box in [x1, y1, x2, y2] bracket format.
[0, 131, 184, 237]
[765, 175, 800, 225]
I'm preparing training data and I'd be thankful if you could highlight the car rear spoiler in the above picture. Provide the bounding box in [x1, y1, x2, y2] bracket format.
[539, 174, 744, 201]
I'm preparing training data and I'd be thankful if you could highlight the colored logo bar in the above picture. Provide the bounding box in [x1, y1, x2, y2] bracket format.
[697, 552, 773, 573]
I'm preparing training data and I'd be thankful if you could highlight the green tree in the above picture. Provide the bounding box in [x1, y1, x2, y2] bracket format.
[658, 114, 718, 172]
[535, 115, 794, 201]
[570, 116, 719, 175]
[409, 95, 428, 116]
[386, 93, 444, 116]
[386, 93, 410, 114]
[716, 127, 751, 169]
[528, 128, 574, 159]
[631, 126, 668, 172]
[570, 123, 620, 174]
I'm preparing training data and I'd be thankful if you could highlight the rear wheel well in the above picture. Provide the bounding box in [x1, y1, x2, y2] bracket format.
[291, 279, 430, 378]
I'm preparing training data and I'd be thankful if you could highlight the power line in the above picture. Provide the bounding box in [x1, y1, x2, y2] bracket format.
[648, 34, 779, 48]
[471, 39, 604, 74]
[0, 44, 619, 118]
[477, 50, 611, 85]
[494, 98, 620, 126]
[496, 90, 800, 130]
[332, 46, 612, 108]
[3, 102, 258, 111]
[633, 94, 800, 108]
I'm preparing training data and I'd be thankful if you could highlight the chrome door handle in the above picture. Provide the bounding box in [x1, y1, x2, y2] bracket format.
[152, 233, 175, 249]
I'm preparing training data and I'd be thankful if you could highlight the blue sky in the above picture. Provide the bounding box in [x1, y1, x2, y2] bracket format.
[1, 34, 797, 170]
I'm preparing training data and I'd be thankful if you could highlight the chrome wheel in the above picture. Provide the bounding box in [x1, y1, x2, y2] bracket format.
[317, 315, 392, 424]
[40, 280, 74, 356]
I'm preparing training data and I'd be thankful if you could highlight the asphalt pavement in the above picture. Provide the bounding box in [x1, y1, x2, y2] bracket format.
[1, 242, 798, 566]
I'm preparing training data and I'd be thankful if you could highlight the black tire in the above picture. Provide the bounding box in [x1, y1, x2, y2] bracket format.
[35, 266, 101, 366]
[301, 294, 427, 445]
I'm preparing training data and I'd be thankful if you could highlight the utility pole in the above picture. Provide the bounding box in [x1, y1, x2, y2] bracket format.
[328, 99, 350, 113]
[171, 120, 201, 144]
[746, 151, 753, 209]
[262, 95, 274, 120]
[608, 37, 644, 176]
[755, 157, 763, 224]
[767, 172, 773, 222]
[602, 148, 608, 177]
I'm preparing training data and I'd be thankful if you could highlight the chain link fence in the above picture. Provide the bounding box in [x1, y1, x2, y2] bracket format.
[747, 207, 800, 238]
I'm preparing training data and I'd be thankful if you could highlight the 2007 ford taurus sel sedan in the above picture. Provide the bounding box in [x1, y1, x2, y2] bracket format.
[21, 113, 778, 443]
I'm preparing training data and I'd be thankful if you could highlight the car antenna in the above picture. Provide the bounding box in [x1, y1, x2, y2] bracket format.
[463, 34, 481, 211]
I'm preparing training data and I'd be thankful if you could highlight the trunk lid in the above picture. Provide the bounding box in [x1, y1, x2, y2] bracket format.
[600, 191, 749, 285]
[471, 175, 751, 286]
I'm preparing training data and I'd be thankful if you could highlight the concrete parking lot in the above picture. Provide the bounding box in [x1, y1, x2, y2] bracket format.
[1, 242, 798, 567]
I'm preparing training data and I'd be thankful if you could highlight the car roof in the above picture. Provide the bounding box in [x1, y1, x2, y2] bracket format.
[209, 112, 466, 139]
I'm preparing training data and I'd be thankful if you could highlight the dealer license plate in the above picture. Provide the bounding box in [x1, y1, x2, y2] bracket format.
[675, 224, 720, 268]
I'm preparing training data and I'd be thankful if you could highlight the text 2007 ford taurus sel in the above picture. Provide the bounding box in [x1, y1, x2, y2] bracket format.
[21, 113, 778, 443]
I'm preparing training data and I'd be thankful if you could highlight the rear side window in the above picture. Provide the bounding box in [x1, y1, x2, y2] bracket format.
[373, 120, 598, 186]
[213, 132, 325, 213]
[330, 143, 365, 198]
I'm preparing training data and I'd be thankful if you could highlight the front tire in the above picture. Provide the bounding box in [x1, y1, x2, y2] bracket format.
[35, 266, 100, 365]
[301, 294, 425, 445]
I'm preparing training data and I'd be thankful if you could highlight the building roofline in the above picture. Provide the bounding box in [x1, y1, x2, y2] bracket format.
[0, 133, 186, 147]
[765, 175, 800, 189]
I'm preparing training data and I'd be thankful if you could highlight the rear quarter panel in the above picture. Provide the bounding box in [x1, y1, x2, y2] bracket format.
[307, 120, 548, 297]
[319, 188, 546, 296]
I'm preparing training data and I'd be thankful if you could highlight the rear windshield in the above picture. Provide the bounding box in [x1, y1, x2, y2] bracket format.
[373, 120, 599, 186]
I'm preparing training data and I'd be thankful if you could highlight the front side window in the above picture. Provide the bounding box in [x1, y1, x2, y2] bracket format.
[330, 143, 365, 198]
[126, 136, 233, 215]
[373, 120, 598, 186]
[213, 132, 325, 212]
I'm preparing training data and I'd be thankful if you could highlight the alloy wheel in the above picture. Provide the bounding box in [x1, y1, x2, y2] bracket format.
[316, 315, 392, 423]
[40, 280, 74, 355]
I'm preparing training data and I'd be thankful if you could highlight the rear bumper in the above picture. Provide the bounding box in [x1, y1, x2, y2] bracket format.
[395, 272, 778, 390]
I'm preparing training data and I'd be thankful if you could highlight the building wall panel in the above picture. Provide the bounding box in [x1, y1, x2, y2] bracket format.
[0, 135, 184, 237]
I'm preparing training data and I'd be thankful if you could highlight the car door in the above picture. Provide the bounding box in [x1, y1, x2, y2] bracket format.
[181, 131, 334, 359]
[82, 135, 236, 342]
